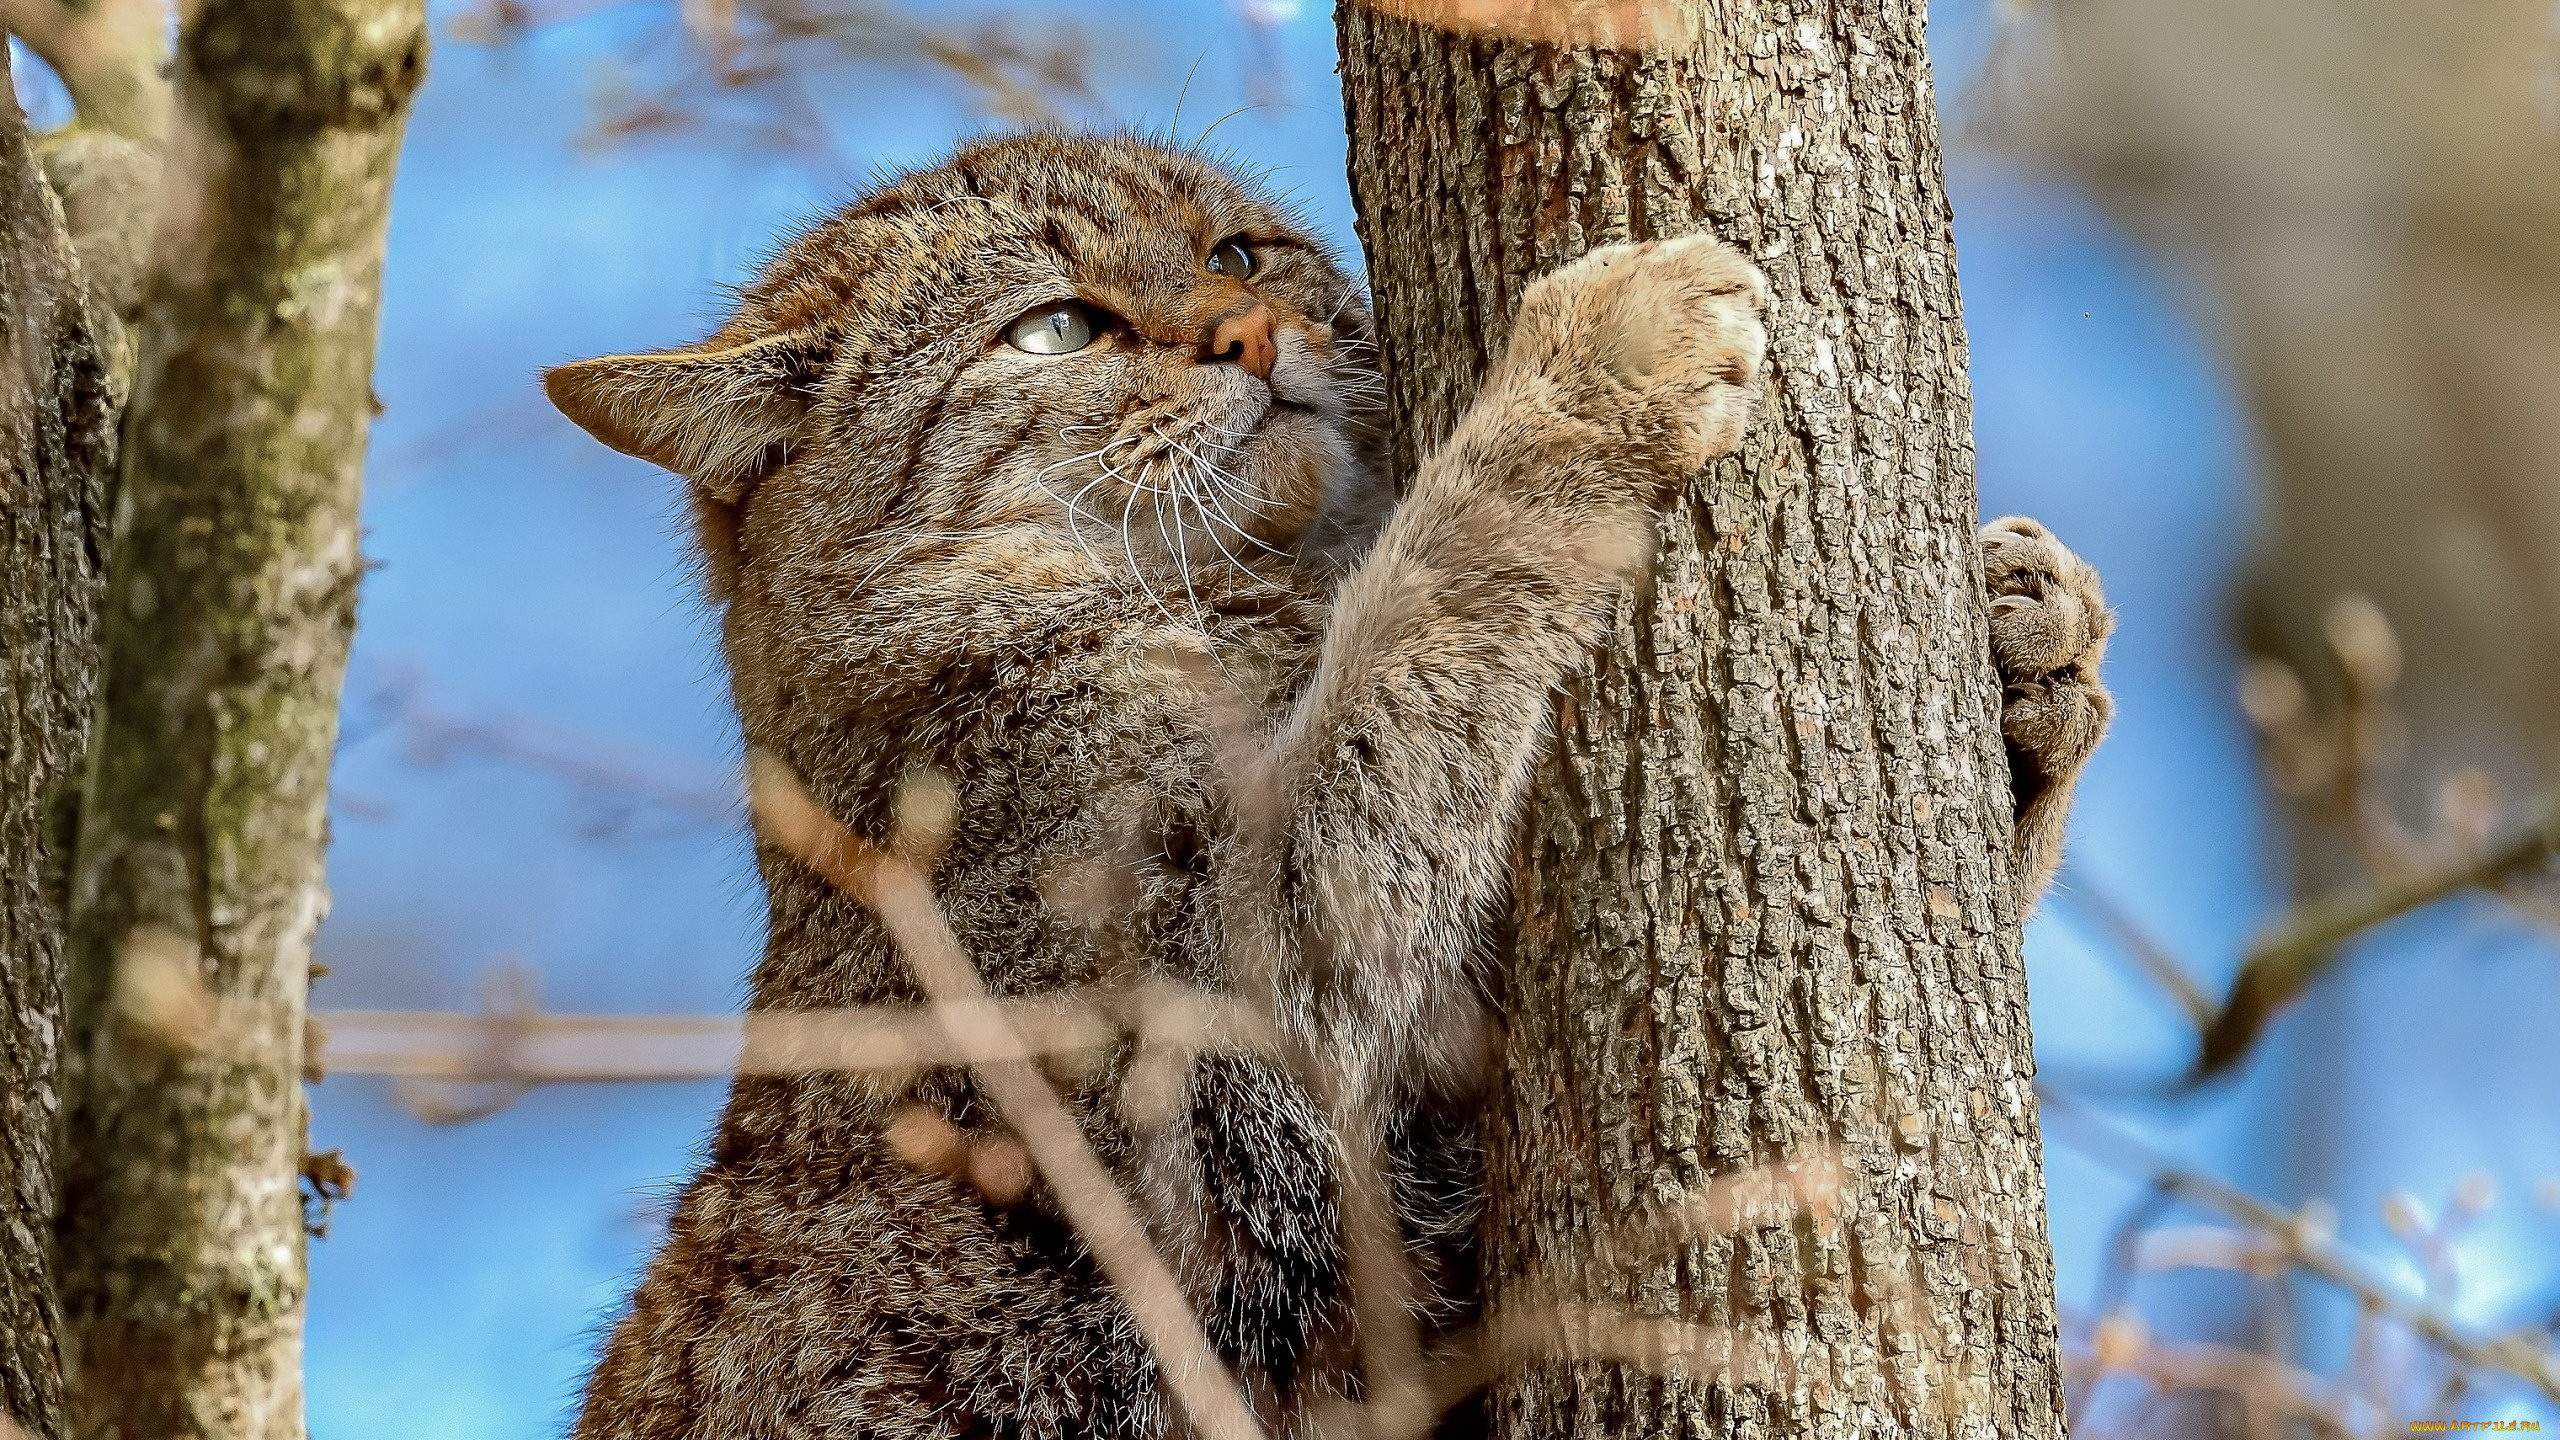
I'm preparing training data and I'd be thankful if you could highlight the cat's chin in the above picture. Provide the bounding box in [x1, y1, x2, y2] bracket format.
[1221, 402, 1352, 547]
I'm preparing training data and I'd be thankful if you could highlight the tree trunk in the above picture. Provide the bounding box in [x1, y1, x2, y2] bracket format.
[1336, 4, 2066, 1435]
[52, 0, 427, 1433]
[0, 47, 120, 1440]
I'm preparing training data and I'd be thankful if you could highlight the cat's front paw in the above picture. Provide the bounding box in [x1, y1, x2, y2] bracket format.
[1505, 235, 1769, 485]
[1981, 517, 2112, 898]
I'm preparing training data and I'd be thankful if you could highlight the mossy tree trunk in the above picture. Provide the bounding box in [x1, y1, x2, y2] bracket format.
[0, 45, 120, 1440]
[52, 0, 427, 1434]
[1336, 3, 2067, 1435]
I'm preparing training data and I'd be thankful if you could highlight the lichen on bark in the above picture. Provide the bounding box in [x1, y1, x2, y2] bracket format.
[50, 0, 428, 1434]
[1336, 3, 2067, 1435]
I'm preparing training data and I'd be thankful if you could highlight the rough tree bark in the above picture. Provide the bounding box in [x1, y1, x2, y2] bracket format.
[1337, 3, 2066, 1435]
[50, 0, 427, 1433]
[0, 47, 119, 1440]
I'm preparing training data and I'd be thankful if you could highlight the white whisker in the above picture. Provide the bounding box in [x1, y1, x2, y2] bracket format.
[1054, 432, 1177, 616]
[1186, 474, 1277, 572]
[1170, 491, 1209, 628]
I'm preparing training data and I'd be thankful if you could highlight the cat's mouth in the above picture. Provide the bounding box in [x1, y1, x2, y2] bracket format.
[1268, 326, 1373, 423]
[1103, 410, 1272, 509]
[1044, 389, 1324, 557]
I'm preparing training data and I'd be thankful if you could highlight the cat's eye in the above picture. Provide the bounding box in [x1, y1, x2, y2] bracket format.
[1005, 302, 1100, 355]
[1206, 237, 1256, 280]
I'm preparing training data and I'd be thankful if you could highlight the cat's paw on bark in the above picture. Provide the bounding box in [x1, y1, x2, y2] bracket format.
[1502, 234, 1769, 490]
[1980, 515, 2113, 904]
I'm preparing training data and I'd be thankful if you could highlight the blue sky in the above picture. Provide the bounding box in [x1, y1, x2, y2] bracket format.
[20, 0, 2560, 1428]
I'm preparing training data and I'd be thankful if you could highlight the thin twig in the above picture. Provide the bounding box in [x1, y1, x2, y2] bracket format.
[1330, 1111, 1434, 1440]
[1401, 1152, 1855, 1426]
[318, 998, 1101, 1083]
[448, 0, 1090, 146]
[746, 751, 1272, 1440]
[315, 984, 1273, 1093]
[2039, 1087, 2560, 1401]
[2052, 866, 2216, 1030]
[351, 665, 740, 830]
[2065, 1318, 2363, 1438]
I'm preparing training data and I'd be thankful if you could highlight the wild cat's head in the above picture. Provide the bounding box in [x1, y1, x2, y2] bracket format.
[545, 133, 1384, 622]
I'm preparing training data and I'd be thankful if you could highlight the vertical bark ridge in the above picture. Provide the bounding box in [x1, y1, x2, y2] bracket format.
[0, 48, 119, 1440]
[1338, 4, 2064, 1435]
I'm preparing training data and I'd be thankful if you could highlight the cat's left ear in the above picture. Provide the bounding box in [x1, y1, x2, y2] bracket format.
[543, 329, 831, 504]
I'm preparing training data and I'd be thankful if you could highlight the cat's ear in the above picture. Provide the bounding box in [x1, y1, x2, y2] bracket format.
[543, 330, 830, 504]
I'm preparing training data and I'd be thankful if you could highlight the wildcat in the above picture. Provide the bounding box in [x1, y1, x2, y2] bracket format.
[544, 131, 2112, 1440]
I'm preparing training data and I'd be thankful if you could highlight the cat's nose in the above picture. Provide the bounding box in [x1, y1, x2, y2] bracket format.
[1205, 305, 1278, 381]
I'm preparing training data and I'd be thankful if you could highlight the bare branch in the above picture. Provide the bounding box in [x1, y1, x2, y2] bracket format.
[2196, 797, 2560, 1075]
[346, 664, 739, 832]
[1393, 1153, 1858, 1428]
[1326, 1112, 1434, 1440]
[446, 0, 1091, 151]
[2067, 1317, 2364, 1438]
[1483, 1305, 1795, 1390]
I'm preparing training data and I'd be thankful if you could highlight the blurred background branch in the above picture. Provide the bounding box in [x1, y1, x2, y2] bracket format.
[2044, 1090, 2560, 1403]
[2199, 797, 2560, 1075]
[340, 663, 741, 835]
[0, 0, 164, 139]
[445, 0, 1091, 152]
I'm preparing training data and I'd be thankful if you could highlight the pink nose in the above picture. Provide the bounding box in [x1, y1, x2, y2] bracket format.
[1207, 305, 1278, 381]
